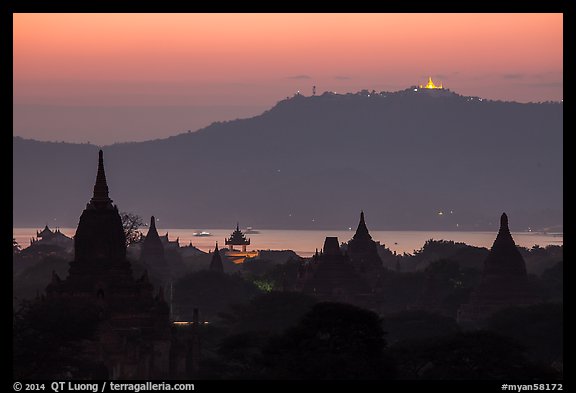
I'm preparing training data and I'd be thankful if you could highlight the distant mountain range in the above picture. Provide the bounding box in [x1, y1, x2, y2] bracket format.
[13, 88, 563, 232]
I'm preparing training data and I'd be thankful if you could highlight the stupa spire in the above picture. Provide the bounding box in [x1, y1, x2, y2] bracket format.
[352, 210, 372, 241]
[209, 242, 223, 273]
[483, 212, 526, 276]
[90, 150, 113, 208]
[141, 215, 164, 260]
[500, 213, 509, 231]
[424, 76, 443, 89]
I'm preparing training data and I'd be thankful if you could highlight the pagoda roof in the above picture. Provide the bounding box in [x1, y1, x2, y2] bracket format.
[37, 225, 54, 238]
[225, 223, 250, 245]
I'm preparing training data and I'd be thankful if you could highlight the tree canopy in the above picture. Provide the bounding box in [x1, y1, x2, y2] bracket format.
[13, 297, 102, 379]
[262, 302, 393, 379]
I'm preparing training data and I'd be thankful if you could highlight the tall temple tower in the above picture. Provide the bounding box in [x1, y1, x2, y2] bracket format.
[46, 150, 175, 379]
[140, 215, 171, 286]
[347, 211, 383, 277]
[142, 216, 165, 262]
[209, 242, 224, 273]
[457, 213, 541, 326]
[73, 150, 127, 266]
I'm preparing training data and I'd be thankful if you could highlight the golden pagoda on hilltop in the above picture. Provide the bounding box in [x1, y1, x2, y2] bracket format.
[420, 76, 443, 89]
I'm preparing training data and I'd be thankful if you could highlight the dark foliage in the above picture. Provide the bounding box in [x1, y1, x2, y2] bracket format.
[13, 297, 102, 379]
[173, 270, 260, 322]
[407, 239, 488, 271]
[390, 331, 559, 380]
[382, 310, 460, 345]
[219, 291, 317, 335]
[415, 259, 481, 317]
[486, 303, 563, 365]
[375, 271, 426, 313]
[539, 261, 563, 302]
[242, 259, 301, 291]
[13, 255, 70, 302]
[262, 302, 394, 379]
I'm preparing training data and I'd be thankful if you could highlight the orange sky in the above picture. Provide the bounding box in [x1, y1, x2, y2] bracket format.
[13, 13, 563, 144]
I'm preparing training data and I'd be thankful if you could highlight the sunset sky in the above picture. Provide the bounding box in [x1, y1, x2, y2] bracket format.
[13, 13, 563, 145]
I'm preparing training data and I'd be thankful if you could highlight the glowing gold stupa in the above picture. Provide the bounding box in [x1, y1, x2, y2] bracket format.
[419, 76, 443, 89]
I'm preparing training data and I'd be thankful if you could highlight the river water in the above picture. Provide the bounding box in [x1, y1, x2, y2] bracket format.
[13, 227, 563, 257]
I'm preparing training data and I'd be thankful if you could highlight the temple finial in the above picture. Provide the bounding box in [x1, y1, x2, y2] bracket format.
[90, 150, 112, 208]
[353, 210, 372, 241]
[150, 216, 156, 230]
[500, 212, 509, 231]
[236, 222, 240, 231]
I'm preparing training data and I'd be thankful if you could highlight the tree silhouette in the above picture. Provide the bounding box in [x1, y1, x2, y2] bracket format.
[486, 303, 563, 365]
[13, 255, 69, 302]
[262, 302, 394, 379]
[173, 270, 260, 322]
[539, 261, 563, 302]
[120, 211, 144, 246]
[382, 310, 460, 345]
[13, 297, 101, 379]
[389, 331, 558, 380]
[203, 292, 318, 379]
[220, 291, 317, 335]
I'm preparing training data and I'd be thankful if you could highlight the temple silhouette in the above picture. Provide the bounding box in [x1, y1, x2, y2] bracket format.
[457, 213, 541, 326]
[45, 151, 199, 379]
[296, 211, 543, 321]
[31, 152, 551, 378]
[24, 224, 74, 257]
[296, 236, 370, 303]
[347, 211, 385, 287]
[209, 242, 224, 273]
[140, 215, 169, 283]
[225, 223, 250, 252]
[32, 225, 73, 248]
[223, 223, 257, 263]
[139, 215, 186, 286]
[296, 211, 386, 307]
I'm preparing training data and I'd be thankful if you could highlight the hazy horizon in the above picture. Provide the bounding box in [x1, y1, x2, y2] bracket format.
[13, 13, 562, 145]
[13, 86, 564, 147]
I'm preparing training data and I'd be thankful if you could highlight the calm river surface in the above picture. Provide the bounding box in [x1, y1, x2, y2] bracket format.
[13, 227, 563, 258]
